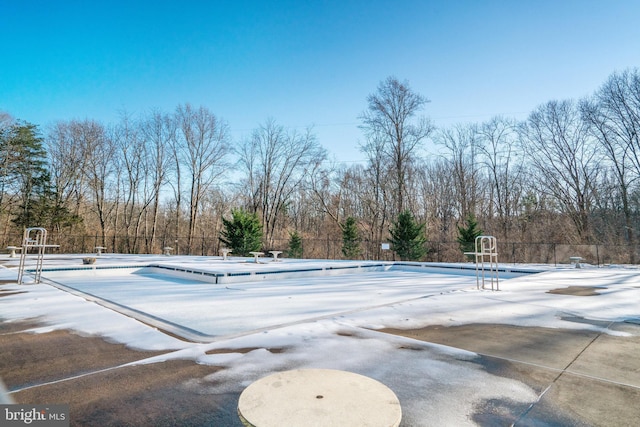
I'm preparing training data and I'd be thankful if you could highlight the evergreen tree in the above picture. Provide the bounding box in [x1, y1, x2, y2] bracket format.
[287, 230, 304, 258]
[341, 216, 361, 259]
[457, 213, 483, 254]
[1, 121, 81, 229]
[389, 210, 427, 261]
[219, 208, 263, 256]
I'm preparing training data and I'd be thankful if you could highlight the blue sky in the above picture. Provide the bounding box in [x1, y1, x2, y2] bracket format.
[2, 1, 640, 162]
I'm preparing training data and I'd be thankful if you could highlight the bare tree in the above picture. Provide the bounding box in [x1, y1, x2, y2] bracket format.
[581, 69, 640, 249]
[359, 76, 433, 216]
[237, 119, 326, 247]
[477, 116, 525, 238]
[140, 110, 175, 253]
[75, 120, 117, 246]
[195, 187, 233, 255]
[113, 113, 155, 253]
[168, 123, 184, 251]
[174, 104, 231, 253]
[357, 134, 392, 257]
[46, 121, 92, 237]
[309, 160, 343, 225]
[47, 122, 83, 213]
[519, 100, 601, 243]
[435, 123, 483, 220]
[411, 158, 462, 261]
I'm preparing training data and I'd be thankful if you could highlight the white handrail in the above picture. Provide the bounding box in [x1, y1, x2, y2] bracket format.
[464, 236, 499, 291]
[17, 228, 59, 284]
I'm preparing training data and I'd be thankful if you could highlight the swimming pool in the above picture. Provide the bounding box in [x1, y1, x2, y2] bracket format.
[38, 260, 534, 342]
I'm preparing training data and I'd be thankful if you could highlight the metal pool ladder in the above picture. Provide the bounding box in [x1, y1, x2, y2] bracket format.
[17, 227, 59, 285]
[465, 235, 499, 291]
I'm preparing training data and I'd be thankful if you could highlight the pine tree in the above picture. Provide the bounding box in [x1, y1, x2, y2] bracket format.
[1, 121, 81, 229]
[219, 208, 263, 256]
[389, 210, 427, 261]
[341, 216, 361, 259]
[287, 230, 303, 259]
[457, 213, 483, 255]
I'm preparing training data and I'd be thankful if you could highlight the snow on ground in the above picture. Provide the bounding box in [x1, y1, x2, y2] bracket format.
[2, 255, 640, 425]
[343, 268, 640, 335]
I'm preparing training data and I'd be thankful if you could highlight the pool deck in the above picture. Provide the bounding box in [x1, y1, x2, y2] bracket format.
[1, 255, 640, 426]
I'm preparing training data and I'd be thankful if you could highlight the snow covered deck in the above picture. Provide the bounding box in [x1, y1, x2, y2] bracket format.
[1, 254, 639, 425]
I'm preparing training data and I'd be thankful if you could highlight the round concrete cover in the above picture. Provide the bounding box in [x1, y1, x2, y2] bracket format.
[238, 368, 402, 427]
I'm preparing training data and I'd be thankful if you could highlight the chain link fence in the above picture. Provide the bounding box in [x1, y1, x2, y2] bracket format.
[2, 232, 638, 265]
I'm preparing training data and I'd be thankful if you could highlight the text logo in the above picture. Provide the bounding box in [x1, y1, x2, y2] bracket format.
[1, 405, 69, 427]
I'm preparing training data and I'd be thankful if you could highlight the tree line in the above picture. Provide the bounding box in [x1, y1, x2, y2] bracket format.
[1, 69, 640, 262]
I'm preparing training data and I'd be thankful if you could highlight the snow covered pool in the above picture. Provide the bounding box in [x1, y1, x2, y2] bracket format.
[39, 261, 532, 341]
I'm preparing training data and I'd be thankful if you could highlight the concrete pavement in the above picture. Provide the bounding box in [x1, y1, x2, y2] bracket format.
[383, 321, 640, 426]
[3, 319, 639, 426]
